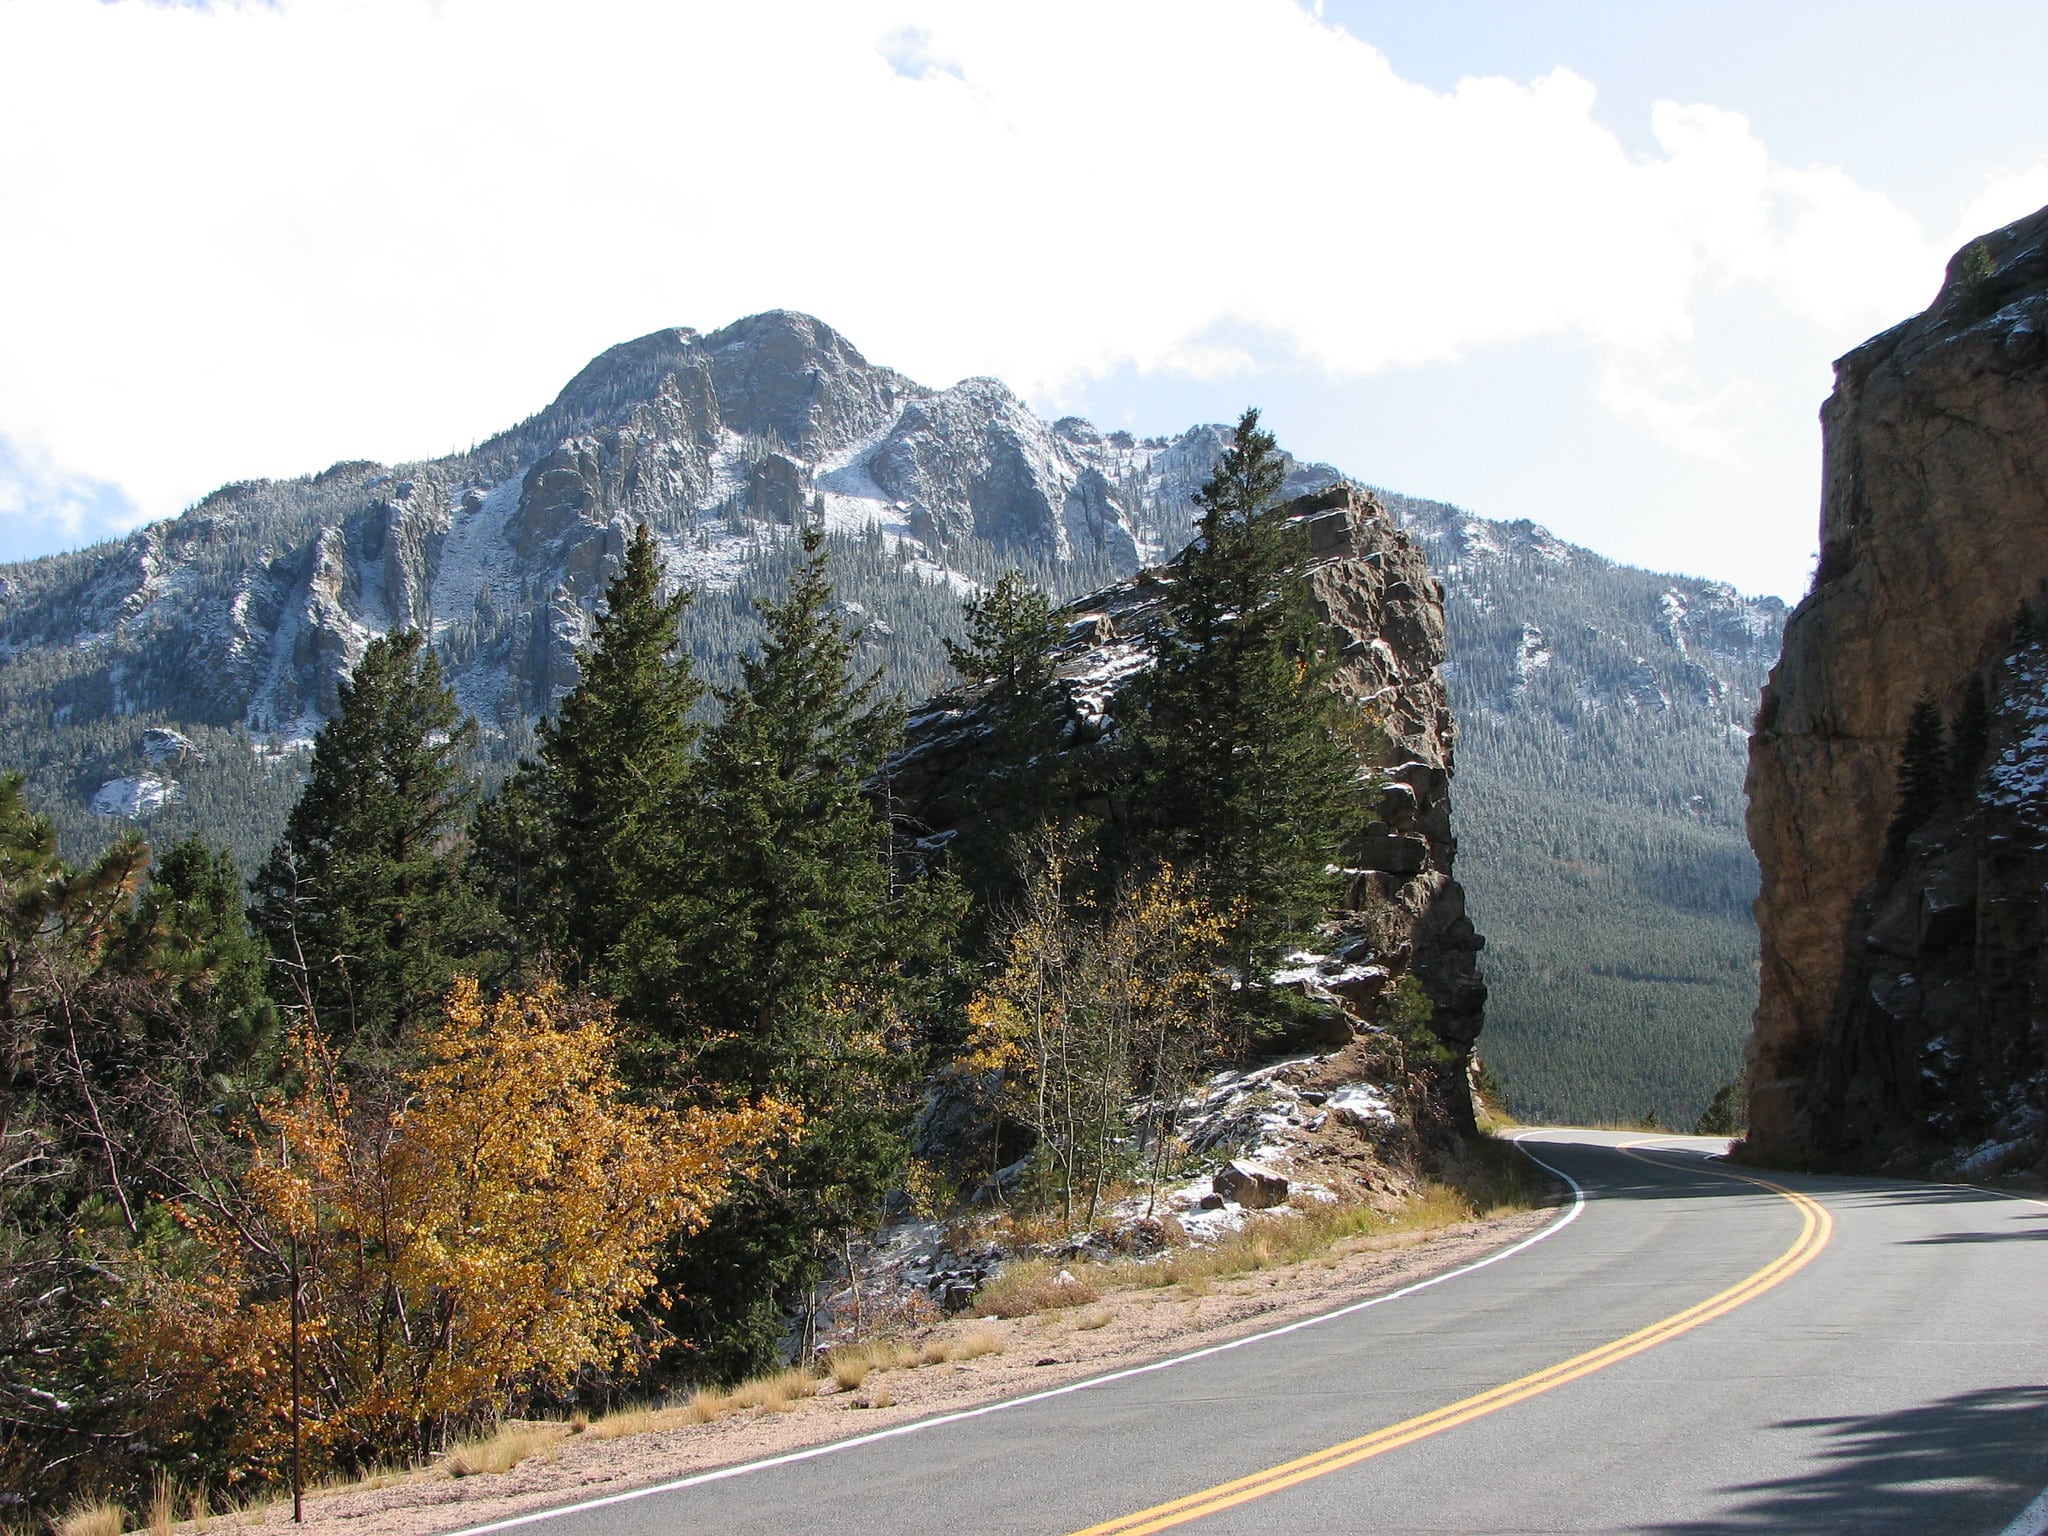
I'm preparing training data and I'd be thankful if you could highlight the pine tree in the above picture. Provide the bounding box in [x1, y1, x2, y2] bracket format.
[129, 837, 276, 1071]
[1886, 695, 1950, 853]
[664, 526, 960, 1378]
[1118, 408, 1363, 994]
[1949, 678, 1990, 795]
[519, 524, 706, 1004]
[942, 571, 1070, 921]
[249, 631, 482, 1058]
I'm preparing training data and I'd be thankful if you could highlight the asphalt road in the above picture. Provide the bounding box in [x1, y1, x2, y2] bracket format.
[456, 1132, 2048, 1536]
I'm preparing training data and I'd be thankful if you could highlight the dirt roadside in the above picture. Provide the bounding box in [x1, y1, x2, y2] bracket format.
[203, 1203, 1560, 1536]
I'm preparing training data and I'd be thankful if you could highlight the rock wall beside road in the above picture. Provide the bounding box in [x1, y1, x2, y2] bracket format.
[1745, 205, 2048, 1173]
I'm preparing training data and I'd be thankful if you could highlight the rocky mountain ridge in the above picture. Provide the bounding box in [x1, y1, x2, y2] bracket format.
[3, 311, 1783, 1124]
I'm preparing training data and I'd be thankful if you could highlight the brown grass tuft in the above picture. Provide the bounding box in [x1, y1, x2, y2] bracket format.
[445, 1422, 565, 1478]
[828, 1347, 874, 1389]
[972, 1258, 1102, 1318]
[55, 1504, 126, 1536]
[726, 1367, 817, 1413]
[145, 1471, 178, 1536]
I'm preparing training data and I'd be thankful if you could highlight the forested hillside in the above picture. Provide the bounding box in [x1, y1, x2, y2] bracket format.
[1386, 494, 1785, 1125]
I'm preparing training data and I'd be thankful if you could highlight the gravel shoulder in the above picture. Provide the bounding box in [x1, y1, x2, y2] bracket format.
[206, 1204, 1560, 1536]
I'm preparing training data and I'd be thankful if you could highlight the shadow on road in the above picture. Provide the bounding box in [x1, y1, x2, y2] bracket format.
[1645, 1384, 2048, 1534]
[1904, 1225, 2048, 1244]
[1557, 1143, 2047, 1224]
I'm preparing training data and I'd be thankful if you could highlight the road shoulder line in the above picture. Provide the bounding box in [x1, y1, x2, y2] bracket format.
[441, 1147, 1589, 1536]
[1065, 1135, 1832, 1536]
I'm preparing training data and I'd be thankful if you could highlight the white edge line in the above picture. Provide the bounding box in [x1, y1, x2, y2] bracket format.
[441, 1133, 1590, 1536]
[2001, 1484, 2048, 1536]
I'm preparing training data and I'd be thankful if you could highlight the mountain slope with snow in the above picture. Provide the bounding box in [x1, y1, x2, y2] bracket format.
[0, 312, 1783, 1122]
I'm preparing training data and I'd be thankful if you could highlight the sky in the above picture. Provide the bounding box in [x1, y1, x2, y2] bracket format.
[2, 1, 2044, 599]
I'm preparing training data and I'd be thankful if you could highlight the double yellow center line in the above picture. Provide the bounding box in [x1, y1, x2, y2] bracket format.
[1068, 1148, 1834, 1536]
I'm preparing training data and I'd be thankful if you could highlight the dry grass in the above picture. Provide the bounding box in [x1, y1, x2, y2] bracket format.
[826, 1326, 1005, 1387]
[967, 1134, 1553, 1319]
[54, 1504, 126, 1536]
[445, 1422, 568, 1478]
[145, 1472, 178, 1536]
[724, 1368, 817, 1414]
[972, 1258, 1102, 1318]
[589, 1402, 677, 1440]
[590, 1364, 823, 1441]
[827, 1348, 875, 1390]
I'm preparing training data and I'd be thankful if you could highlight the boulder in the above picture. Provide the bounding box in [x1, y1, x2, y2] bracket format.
[1213, 1160, 1289, 1209]
[1352, 824, 1430, 877]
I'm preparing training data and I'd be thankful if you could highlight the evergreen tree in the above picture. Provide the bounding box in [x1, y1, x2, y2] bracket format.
[942, 571, 1071, 921]
[522, 524, 705, 1003]
[0, 786, 283, 1509]
[1949, 678, 1990, 796]
[1118, 408, 1363, 992]
[665, 526, 961, 1378]
[1886, 695, 1950, 853]
[128, 837, 276, 1072]
[1695, 1077, 1745, 1137]
[249, 631, 481, 1058]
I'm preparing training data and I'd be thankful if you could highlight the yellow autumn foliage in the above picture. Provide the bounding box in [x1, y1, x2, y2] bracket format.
[125, 978, 792, 1482]
[964, 847, 1227, 1224]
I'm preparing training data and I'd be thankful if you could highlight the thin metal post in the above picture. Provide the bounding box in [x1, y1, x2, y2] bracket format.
[287, 1124, 304, 1525]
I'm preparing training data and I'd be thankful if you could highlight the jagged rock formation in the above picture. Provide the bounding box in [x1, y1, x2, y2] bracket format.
[892, 484, 1487, 1125]
[1746, 205, 2048, 1173]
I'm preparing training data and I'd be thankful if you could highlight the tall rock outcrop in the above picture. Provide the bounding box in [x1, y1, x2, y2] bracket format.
[892, 483, 1487, 1126]
[1745, 206, 2048, 1172]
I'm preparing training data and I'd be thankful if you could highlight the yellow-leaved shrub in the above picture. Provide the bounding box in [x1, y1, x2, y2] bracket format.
[125, 978, 792, 1483]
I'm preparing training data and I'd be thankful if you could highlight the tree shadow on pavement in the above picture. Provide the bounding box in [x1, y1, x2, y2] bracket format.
[1647, 1384, 2048, 1534]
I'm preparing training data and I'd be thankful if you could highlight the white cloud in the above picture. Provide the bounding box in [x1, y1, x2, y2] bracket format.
[0, 0, 2035, 539]
[0, 436, 144, 557]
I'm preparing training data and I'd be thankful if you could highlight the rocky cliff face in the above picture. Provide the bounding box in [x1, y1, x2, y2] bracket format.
[1746, 205, 2048, 1173]
[892, 483, 1487, 1125]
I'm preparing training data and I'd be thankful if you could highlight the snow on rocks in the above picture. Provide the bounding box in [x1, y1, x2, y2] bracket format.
[140, 726, 199, 768]
[91, 774, 181, 819]
[1325, 1084, 1398, 1130]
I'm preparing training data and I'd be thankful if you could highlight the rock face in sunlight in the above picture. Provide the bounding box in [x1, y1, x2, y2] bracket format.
[893, 484, 1488, 1128]
[1745, 205, 2048, 1177]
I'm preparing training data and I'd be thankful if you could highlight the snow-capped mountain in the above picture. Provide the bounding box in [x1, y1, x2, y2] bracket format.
[4, 312, 1340, 750]
[1, 311, 1784, 1125]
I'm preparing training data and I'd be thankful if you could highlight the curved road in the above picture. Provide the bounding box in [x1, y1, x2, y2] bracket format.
[456, 1132, 2048, 1535]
